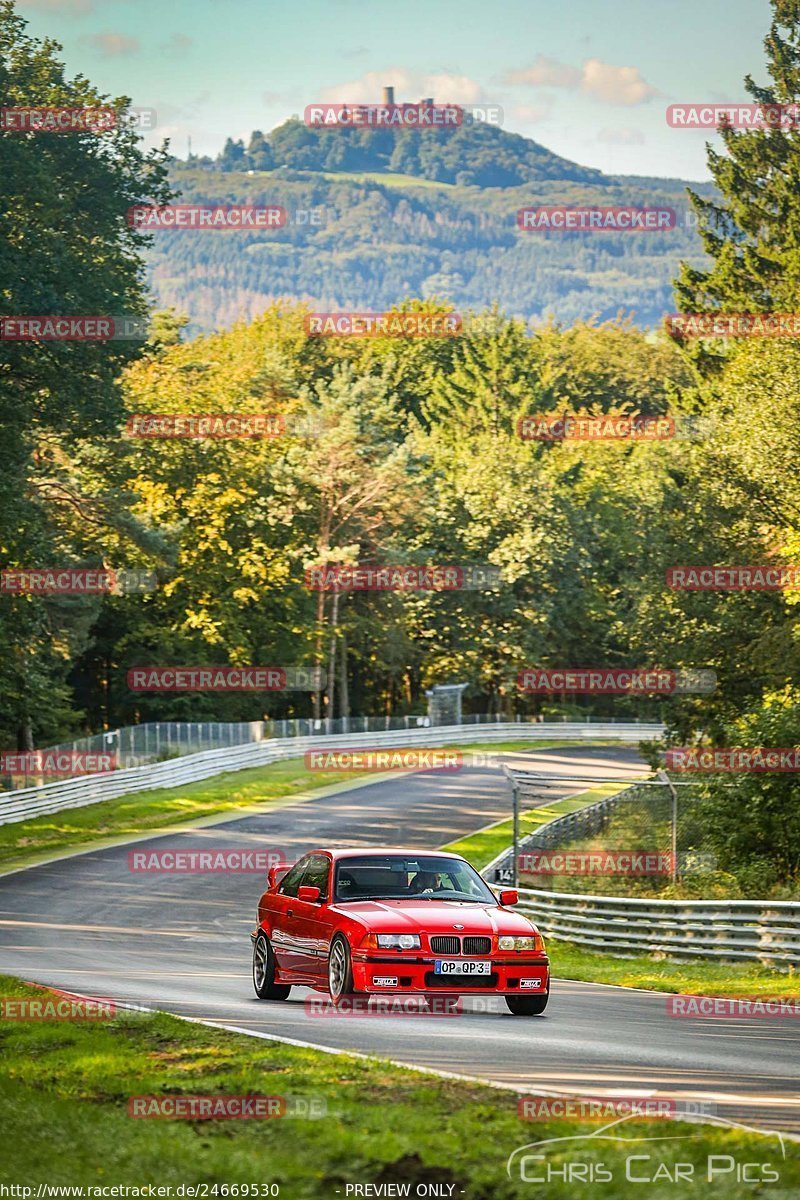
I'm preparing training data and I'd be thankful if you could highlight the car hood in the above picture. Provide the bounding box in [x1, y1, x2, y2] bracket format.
[330, 899, 539, 936]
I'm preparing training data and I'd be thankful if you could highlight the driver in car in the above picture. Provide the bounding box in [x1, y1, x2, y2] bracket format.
[410, 869, 444, 894]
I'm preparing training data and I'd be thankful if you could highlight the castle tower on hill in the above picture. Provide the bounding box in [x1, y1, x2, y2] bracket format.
[381, 86, 435, 107]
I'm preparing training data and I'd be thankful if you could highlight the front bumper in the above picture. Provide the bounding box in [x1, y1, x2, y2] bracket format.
[352, 954, 550, 994]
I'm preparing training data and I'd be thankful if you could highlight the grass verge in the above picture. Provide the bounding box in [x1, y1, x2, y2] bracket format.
[546, 940, 799, 997]
[442, 781, 627, 869]
[0, 977, 794, 1196]
[0, 739, 623, 873]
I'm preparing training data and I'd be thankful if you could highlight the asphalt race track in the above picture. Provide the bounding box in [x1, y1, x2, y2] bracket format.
[0, 746, 797, 1135]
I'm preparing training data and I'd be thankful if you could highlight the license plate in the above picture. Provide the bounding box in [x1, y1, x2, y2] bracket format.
[434, 960, 491, 975]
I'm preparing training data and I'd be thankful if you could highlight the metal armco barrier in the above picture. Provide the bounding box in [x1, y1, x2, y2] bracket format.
[0, 721, 662, 827]
[515, 889, 800, 967]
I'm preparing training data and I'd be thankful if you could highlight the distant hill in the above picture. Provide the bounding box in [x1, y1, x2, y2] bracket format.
[263, 117, 606, 187]
[143, 118, 715, 336]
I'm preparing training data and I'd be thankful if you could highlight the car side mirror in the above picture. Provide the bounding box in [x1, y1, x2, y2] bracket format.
[499, 889, 519, 906]
[298, 884, 321, 903]
[267, 864, 290, 889]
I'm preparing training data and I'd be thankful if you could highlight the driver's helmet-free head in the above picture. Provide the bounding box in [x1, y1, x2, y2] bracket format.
[411, 870, 438, 893]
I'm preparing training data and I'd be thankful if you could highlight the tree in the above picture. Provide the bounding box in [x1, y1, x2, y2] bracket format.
[217, 137, 247, 172]
[674, 0, 800, 371]
[246, 130, 273, 172]
[0, 2, 172, 748]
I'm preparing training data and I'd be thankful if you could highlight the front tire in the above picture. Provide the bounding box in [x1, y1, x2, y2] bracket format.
[327, 934, 355, 1004]
[505, 991, 549, 1016]
[252, 932, 291, 1000]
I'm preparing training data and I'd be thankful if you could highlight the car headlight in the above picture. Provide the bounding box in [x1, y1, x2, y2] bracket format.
[376, 934, 420, 950]
[498, 936, 539, 951]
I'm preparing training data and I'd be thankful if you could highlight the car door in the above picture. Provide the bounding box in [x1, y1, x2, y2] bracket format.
[269, 856, 310, 976]
[293, 853, 333, 982]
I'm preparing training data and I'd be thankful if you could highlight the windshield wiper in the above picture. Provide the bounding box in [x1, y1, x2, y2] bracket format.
[334, 895, 407, 903]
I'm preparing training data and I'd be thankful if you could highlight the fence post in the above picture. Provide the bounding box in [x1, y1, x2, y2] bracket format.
[658, 769, 678, 885]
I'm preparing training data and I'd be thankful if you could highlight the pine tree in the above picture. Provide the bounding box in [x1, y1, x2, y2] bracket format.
[674, 0, 800, 370]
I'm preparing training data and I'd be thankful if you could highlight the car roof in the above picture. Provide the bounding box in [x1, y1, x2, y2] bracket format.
[309, 847, 465, 861]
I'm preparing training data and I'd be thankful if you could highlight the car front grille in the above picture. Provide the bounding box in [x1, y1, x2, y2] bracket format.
[463, 936, 492, 955]
[430, 935, 460, 955]
[429, 935, 492, 956]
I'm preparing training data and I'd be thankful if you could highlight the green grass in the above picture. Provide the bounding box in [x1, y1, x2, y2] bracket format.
[0, 739, 624, 873]
[443, 782, 630, 869]
[0, 755, 332, 872]
[318, 169, 457, 188]
[547, 940, 799, 997]
[0, 977, 794, 1196]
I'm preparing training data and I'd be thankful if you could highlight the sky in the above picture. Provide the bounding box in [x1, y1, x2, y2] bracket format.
[14, 0, 775, 180]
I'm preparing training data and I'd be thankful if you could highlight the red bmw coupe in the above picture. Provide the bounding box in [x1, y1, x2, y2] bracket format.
[250, 847, 550, 1015]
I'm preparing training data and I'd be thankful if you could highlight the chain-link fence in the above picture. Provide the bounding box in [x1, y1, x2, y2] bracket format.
[0, 713, 655, 791]
[514, 781, 721, 897]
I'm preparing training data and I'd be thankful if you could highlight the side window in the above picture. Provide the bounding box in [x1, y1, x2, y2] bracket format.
[279, 857, 309, 898]
[301, 854, 330, 900]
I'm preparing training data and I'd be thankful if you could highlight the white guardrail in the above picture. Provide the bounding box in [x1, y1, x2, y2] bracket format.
[0, 721, 662, 827]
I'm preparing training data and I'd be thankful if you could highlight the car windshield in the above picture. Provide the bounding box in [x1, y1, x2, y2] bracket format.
[333, 854, 496, 903]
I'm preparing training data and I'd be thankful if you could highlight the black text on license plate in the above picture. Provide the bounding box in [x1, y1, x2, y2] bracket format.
[434, 960, 491, 975]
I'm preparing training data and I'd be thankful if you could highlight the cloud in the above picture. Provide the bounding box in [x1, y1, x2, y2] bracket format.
[504, 56, 580, 89]
[80, 31, 140, 56]
[597, 127, 645, 145]
[512, 101, 554, 124]
[503, 55, 657, 107]
[319, 67, 488, 105]
[17, 0, 94, 11]
[582, 59, 656, 106]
